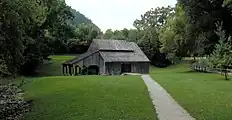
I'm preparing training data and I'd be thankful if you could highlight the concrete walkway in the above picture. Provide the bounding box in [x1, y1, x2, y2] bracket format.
[141, 75, 195, 120]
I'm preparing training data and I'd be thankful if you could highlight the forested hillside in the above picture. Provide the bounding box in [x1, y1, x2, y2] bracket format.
[69, 8, 93, 25]
[0, 0, 101, 76]
[1, 0, 232, 76]
[68, 8, 100, 30]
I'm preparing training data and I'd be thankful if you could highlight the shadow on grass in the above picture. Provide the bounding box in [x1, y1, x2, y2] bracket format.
[180, 70, 232, 81]
[179, 70, 213, 74]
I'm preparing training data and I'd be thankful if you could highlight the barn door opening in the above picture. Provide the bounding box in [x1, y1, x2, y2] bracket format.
[88, 65, 99, 75]
[121, 63, 131, 73]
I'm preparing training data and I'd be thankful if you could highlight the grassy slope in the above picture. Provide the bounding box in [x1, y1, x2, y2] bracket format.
[37, 55, 75, 76]
[22, 76, 157, 120]
[150, 63, 232, 120]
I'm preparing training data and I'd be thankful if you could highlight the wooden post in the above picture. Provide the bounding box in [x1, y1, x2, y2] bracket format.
[69, 65, 72, 75]
[79, 67, 81, 75]
[74, 66, 76, 75]
[72, 66, 74, 76]
[74, 66, 77, 75]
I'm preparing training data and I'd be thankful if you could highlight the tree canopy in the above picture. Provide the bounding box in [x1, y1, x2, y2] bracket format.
[0, 0, 101, 76]
[1, 0, 232, 76]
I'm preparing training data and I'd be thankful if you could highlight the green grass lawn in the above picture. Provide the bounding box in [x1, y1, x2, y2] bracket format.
[22, 76, 157, 120]
[150, 63, 232, 120]
[36, 55, 75, 76]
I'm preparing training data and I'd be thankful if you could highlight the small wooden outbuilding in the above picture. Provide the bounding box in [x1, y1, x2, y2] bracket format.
[62, 39, 150, 75]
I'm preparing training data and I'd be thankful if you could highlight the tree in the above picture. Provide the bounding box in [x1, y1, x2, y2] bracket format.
[208, 23, 232, 80]
[103, 29, 129, 40]
[103, 29, 114, 39]
[68, 8, 99, 29]
[75, 23, 100, 44]
[0, 0, 48, 76]
[134, 6, 174, 30]
[133, 6, 174, 66]
[0, 0, 75, 76]
[159, 4, 205, 62]
[20, 0, 73, 75]
[122, 28, 129, 38]
[178, 0, 232, 54]
[111, 30, 126, 40]
[159, 5, 187, 62]
[127, 29, 139, 42]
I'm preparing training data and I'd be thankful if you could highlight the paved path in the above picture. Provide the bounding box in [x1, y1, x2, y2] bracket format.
[141, 75, 195, 120]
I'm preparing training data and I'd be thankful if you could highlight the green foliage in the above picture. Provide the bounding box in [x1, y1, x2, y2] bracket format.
[122, 28, 129, 38]
[68, 8, 99, 30]
[159, 5, 187, 55]
[178, 0, 232, 54]
[111, 30, 126, 40]
[208, 23, 232, 80]
[0, 0, 70, 75]
[127, 29, 139, 42]
[22, 76, 157, 120]
[74, 23, 101, 44]
[103, 29, 114, 39]
[159, 4, 205, 62]
[133, 6, 174, 66]
[224, 0, 232, 8]
[0, 0, 100, 76]
[103, 29, 127, 40]
[134, 6, 174, 30]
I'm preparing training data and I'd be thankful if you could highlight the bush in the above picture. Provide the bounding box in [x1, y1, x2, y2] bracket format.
[0, 84, 30, 120]
[20, 55, 43, 76]
[151, 52, 172, 68]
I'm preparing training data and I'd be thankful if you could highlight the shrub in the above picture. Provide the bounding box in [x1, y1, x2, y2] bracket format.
[0, 84, 30, 120]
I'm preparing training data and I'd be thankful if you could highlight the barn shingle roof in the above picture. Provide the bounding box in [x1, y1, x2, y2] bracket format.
[100, 51, 149, 62]
[63, 39, 150, 65]
[99, 42, 150, 62]
[93, 39, 134, 51]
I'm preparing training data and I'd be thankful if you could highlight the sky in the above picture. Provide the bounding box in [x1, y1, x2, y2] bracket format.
[66, 0, 177, 32]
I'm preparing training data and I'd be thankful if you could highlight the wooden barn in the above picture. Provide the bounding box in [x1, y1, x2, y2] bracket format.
[62, 39, 150, 75]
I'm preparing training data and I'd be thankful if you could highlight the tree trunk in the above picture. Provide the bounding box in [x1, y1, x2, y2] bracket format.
[225, 69, 228, 80]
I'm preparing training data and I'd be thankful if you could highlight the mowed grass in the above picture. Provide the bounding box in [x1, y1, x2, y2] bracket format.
[22, 76, 157, 120]
[37, 55, 75, 76]
[150, 63, 232, 120]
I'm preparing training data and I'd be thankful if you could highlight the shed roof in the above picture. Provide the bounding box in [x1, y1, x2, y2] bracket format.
[62, 51, 99, 65]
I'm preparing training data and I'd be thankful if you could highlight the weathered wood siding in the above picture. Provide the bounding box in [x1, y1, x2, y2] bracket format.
[83, 52, 99, 67]
[131, 62, 149, 74]
[105, 62, 121, 75]
[105, 62, 150, 75]
[99, 56, 105, 74]
[82, 52, 105, 74]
